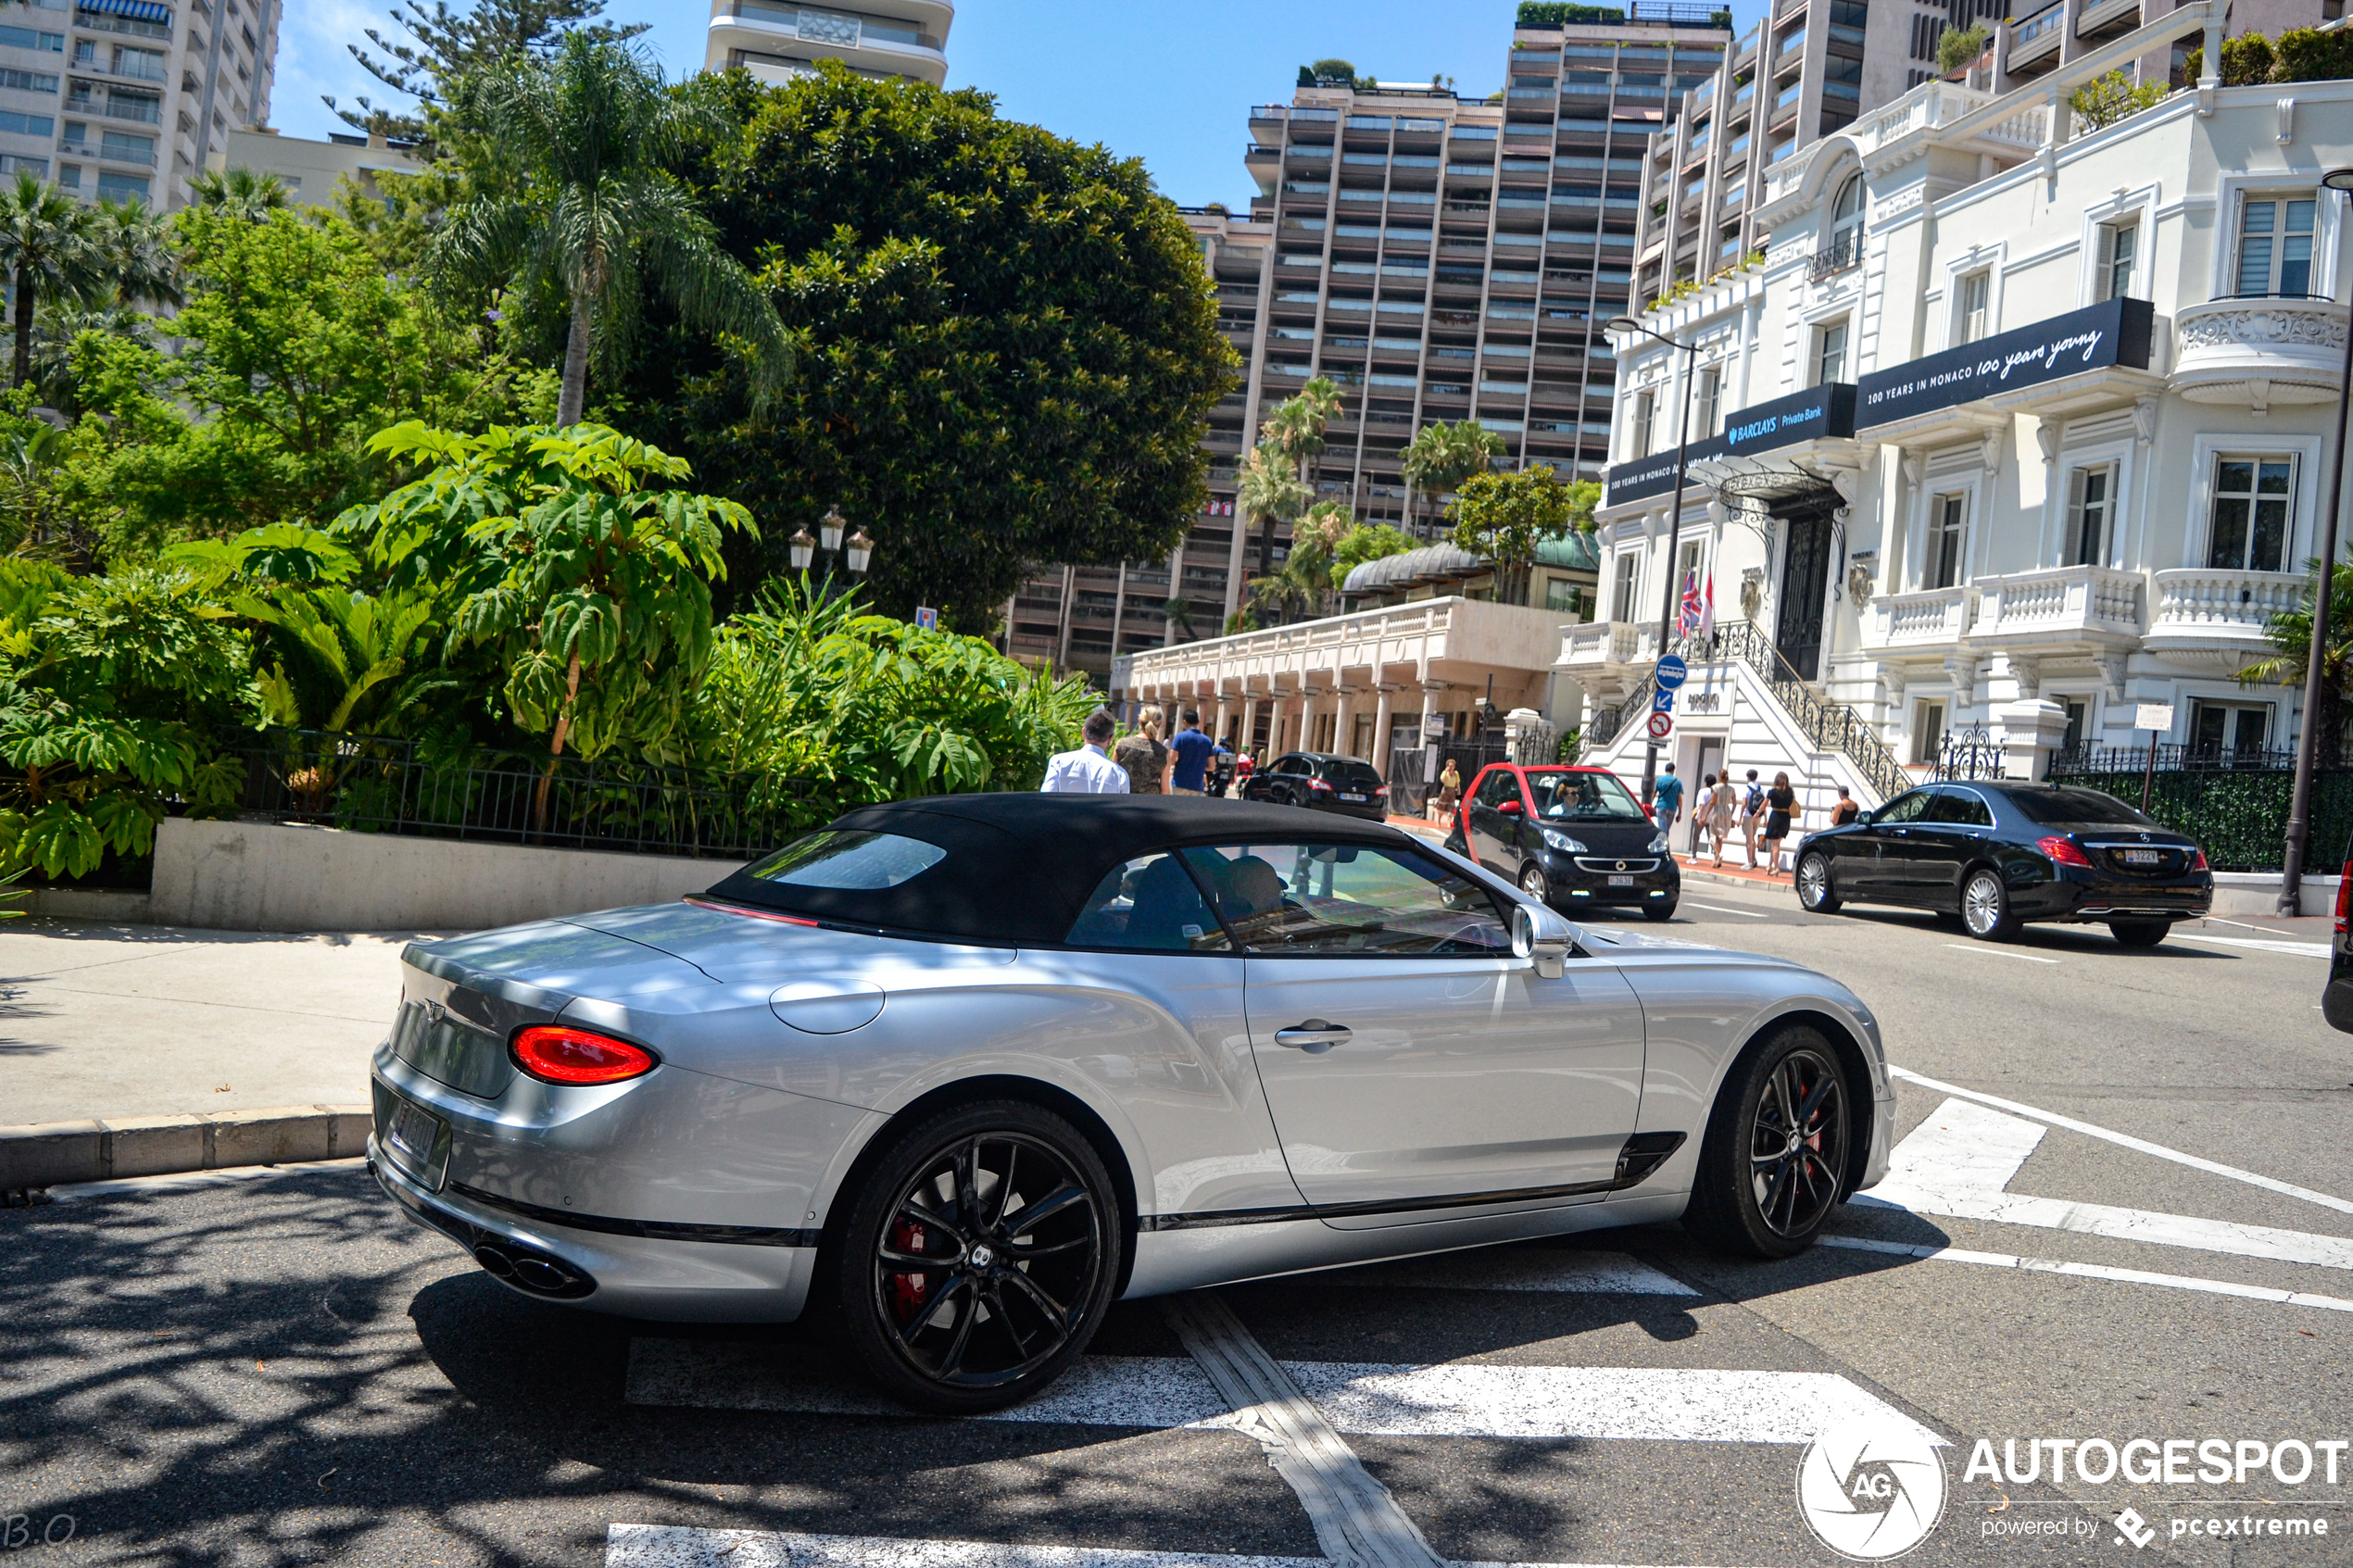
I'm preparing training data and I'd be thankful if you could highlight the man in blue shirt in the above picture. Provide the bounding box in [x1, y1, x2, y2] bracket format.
[1650, 762, 1684, 847]
[1168, 710, 1215, 796]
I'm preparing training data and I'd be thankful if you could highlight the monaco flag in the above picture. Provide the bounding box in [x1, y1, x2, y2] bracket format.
[1699, 571, 1716, 640]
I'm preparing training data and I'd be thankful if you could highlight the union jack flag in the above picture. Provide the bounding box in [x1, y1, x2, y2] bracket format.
[1678, 571, 1704, 637]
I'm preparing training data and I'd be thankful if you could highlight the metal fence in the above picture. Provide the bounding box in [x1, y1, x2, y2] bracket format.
[1934, 728, 2007, 782]
[223, 730, 813, 860]
[1384, 739, 1508, 818]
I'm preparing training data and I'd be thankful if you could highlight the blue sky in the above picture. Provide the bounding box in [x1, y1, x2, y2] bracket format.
[274, 1, 1766, 210]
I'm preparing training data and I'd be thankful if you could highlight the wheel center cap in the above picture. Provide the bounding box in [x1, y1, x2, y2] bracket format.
[969, 1244, 995, 1268]
[1783, 1134, 1802, 1155]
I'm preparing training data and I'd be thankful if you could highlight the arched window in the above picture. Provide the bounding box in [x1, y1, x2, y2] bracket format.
[1829, 174, 1865, 263]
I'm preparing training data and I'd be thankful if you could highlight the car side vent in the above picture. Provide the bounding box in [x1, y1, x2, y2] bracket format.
[1613, 1131, 1688, 1187]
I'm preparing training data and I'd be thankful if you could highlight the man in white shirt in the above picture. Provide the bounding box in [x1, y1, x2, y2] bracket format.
[1039, 709, 1130, 794]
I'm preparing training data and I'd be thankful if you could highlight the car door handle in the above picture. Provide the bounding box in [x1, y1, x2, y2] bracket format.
[1274, 1019, 1352, 1053]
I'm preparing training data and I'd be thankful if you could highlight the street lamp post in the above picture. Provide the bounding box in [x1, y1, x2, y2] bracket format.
[1607, 315, 1701, 800]
[2276, 165, 2353, 915]
[788, 504, 877, 602]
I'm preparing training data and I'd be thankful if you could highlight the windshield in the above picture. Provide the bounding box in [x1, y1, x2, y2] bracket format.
[1527, 769, 1648, 821]
[739, 830, 947, 889]
[2004, 787, 2158, 827]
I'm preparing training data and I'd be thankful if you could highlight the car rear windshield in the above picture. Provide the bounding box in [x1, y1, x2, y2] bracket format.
[2004, 787, 2156, 827]
[1322, 759, 1383, 789]
[736, 830, 947, 888]
[1528, 770, 1647, 821]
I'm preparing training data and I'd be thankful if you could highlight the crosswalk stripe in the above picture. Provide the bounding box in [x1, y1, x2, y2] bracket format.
[1327, 1248, 1698, 1296]
[2171, 932, 2331, 958]
[1820, 1234, 2353, 1313]
[604, 1523, 1767, 1568]
[623, 1340, 1937, 1446]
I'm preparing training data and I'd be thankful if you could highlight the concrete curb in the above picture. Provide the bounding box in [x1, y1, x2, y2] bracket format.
[0, 1104, 372, 1193]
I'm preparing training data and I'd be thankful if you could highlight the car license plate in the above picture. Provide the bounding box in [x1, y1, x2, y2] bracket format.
[2120, 848, 2161, 865]
[384, 1096, 447, 1191]
[1340, 792, 1366, 802]
[1609, 873, 1636, 887]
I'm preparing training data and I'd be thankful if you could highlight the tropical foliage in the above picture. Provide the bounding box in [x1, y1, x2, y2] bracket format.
[2241, 558, 2353, 756]
[1451, 466, 1595, 606]
[1402, 420, 1505, 532]
[2070, 69, 2170, 131]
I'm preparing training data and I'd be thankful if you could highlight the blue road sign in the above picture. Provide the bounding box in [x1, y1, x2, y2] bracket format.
[1655, 654, 1689, 691]
[915, 606, 938, 632]
[1654, 688, 1675, 713]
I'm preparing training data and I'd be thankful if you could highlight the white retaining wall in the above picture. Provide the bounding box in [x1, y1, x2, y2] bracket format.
[149, 818, 747, 933]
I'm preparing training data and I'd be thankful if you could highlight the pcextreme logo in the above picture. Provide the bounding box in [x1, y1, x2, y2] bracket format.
[1796, 1428, 1950, 1561]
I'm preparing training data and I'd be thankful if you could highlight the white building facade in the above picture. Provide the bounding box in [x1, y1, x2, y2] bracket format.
[1567, 3, 2350, 812]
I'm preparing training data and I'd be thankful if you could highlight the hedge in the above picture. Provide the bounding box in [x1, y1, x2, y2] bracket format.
[2043, 765, 2353, 872]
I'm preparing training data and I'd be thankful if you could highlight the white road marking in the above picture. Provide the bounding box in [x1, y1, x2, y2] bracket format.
[623, 1341, 1935, 1444]
[1886, 1067, 2353, 1217]
[2169, 932, 2332, 958]
[1164, 1291, 1441, 1567]
[1939, 942, 2059, 963]
[604, 1524, 1758, 1568]
[1819, 1235, 2353, 1314]
[1681, 900, 1772, 919]
[1329, 1248, 1699, 1296]
[2202, 915, 2317, 936]
[1860, 1097, 2353, 1273]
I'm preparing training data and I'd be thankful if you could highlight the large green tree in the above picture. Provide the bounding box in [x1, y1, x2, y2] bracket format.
[329, 0, 647, 144]
[1402, 418, 1505, 534]
[628, 65, 1237, 629]
[430, 34, 788, 428]
[1452, 465, 1586, 606]
[0, 175, 102, 389]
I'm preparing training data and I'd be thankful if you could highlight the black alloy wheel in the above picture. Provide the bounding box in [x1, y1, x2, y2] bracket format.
[1688, 1027, 1851, 1259]
[1960, 867, 2019, 940]
[1796, 851, 1841, 913]
[1519, 861, 1551, 902]
[2109, 919, 2169, 948]
[837, 1100, 1119, 1413]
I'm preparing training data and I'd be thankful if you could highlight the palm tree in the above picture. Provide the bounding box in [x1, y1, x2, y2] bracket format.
[90, 197, 181, 310]
[1402, 419, 1505, 537]
[2240, 557, 2353, 761]
[0, 174, 102, 389]
[1235, 440, 1308, 590]
[1252, 375, 1343, 573]
[187, 167, 292, 221]
[427, 32, 788, 426]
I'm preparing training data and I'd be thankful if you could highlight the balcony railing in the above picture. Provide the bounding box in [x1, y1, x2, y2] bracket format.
[1806, 230, 1860, 281]
[2147, 568, 2307, 641]
[1967, 563, 2144, 642]
[1866, 584, 1970, 647]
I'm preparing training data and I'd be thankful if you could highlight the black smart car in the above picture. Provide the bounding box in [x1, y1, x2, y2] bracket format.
[1240, 751, 1390, 821]
[1793, 781, 2210, 945]
[1444, 763, 1680, 921]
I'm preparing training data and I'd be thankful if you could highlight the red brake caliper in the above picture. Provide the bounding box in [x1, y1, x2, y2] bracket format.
[889, 1219, 928, 1321]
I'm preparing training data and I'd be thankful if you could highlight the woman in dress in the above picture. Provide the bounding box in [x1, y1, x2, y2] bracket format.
[1114, 707, 1170, 796]
[1433, 758, 1463, 825]
[1705, 771, 1738, 867]
[1760, 770, 1800, 876]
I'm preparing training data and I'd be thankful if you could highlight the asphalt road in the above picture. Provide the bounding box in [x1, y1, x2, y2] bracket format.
[5, 882, 2351, 1568]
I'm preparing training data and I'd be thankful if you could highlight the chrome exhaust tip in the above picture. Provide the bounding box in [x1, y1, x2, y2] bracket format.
[472, 1239, 596, 1299]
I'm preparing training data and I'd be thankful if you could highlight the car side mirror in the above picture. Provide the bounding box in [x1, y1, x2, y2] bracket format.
[1856, 810, 1875, 827]
[1513, 904, 1576, 980]
[1497, 799, 1523, 816]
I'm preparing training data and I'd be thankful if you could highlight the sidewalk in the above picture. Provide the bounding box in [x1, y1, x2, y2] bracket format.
[0, 920, 416, 1126]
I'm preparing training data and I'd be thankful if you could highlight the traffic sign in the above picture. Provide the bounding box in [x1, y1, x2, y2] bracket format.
[1653, 688, 1675, 713]
[1655, 654, 1688, 691]
[914, 606, 938, 632]
[1646, 710, 1674, 740]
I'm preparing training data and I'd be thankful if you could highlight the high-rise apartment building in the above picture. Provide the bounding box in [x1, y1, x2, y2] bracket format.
[1005, 4, 1733, 684]
[1632, 0, 1925, 304]
[0, 0, 278, 210]
[704, 1, 950, 87]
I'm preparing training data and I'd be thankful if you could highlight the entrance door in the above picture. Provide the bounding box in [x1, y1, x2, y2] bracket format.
[1776, 507, 1837, 682]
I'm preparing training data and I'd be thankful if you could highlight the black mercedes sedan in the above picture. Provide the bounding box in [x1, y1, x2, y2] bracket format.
[1793, 781, 2210, 945]
[1444, 763, 1680, 921]
[1240, 751, 1390, 821]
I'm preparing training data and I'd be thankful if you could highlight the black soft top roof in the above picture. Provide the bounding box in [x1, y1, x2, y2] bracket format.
[702, 793, 1424, 946]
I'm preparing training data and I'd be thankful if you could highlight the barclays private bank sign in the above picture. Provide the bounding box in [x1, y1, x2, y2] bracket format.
[1604, 383, 1857, 506]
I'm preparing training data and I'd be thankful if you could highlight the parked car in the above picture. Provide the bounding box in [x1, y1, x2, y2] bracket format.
[1239, 750, 1390, 820]
[368, 795, 1892, 1413]
[1792, 781, 2210, 945]
[2324, 827, 2353, 1031]
[1444, 762, 1680, 921]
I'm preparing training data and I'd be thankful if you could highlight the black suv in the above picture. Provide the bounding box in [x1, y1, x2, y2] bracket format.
[1240, 752, 1390, 822]
[1793, 781, 2210, 944]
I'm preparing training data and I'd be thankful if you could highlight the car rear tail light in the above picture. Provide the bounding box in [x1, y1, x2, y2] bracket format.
[2036, 835, 2095, 869]
[1309, 777, 1332, 792]
[1374, 784, 1390, 797]
[2337, 859, 2351, 934]
[510, 1025, 659, 1085]
[2190, 848, 2208, 873]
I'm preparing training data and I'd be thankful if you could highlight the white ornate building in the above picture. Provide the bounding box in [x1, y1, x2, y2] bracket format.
[1568, 0, 2350, 809]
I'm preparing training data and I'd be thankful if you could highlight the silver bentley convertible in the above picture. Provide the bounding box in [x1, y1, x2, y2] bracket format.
[369, 796, 1894, 1412]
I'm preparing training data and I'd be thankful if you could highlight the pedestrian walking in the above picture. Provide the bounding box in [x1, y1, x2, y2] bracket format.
[1830, 784, 1861, 827]
[1167, 709, 1216, 797]
[1433, 758, 1463, 826]
[1740, 769, 1767, 870]
[1705, 771, 1737, 867]
[1040, 709, 1130, 794]
[1114, 707, 1170, 796]
[1761, 770, 1800, 876]
[1687, 771, 1716, 861]
[1650, 763, 1684, 849]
